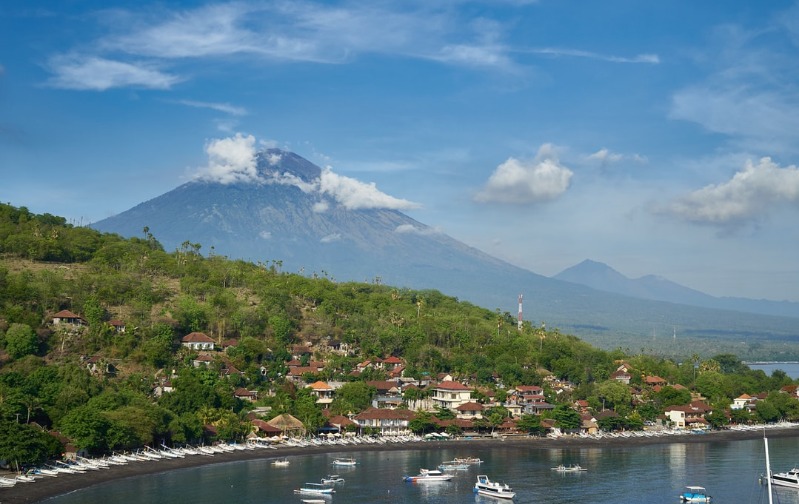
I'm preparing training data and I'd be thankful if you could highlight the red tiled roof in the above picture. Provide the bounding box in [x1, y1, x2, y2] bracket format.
[435, 381, 470, 391]
[354, 407, 414, 421]
[182, 331, 214, 343]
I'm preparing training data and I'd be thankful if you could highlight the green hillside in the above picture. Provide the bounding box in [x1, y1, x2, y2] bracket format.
[0, 202, 797, 468]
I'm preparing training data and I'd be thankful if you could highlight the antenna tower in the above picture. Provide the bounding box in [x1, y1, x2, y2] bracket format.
[517, 294, 523, 331]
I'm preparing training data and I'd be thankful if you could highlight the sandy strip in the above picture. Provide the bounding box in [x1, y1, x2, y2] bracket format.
[2, 427, 794, 503]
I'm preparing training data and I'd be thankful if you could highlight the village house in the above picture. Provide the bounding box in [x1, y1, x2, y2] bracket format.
[52, 309, 86, 326]
[455, 401, 484, 420]
[353, 407, 414, 436]
[107, 319, 126, 334]
[664, 401, 712, 429]
[234, 387, 258, 402]
[307, 381, 335, 409]
[366, 380, 403, 409]
[431, 381, 472, 411]
[181, 331, 215, 351]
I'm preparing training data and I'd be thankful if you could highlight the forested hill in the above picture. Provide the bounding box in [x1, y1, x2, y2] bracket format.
[0, 202, 795, 467]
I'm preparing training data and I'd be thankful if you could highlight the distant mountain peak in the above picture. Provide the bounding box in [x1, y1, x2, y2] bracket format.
[257, 148, 321, 183]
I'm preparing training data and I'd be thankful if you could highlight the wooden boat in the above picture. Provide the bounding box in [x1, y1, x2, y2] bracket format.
[321, 474, 345, 484]
[294, 482, 335, 495]
[403, 468, 453, 482]
[551, 464, 587, 472]
[474, 474, 515, 500]
[679, 486, 712, 503]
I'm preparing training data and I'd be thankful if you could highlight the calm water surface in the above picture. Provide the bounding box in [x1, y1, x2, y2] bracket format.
[44, 436, 799, 504]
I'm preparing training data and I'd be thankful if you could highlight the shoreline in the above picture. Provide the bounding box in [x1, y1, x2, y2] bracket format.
[3, 426, 797, 503]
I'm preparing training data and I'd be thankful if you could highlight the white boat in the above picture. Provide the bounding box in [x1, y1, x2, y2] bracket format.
[454, 456, 483, 464]
[679, 486, 712, 503]
[321, 474, 345, 484]
[769, 466, 799, 489]
[403, 468, 454, 482]
[474, 474, 516, 500]
[294, 482, 335, 495]
[551, 464, 587, 472]
[0, 477, 16, 487]
[438, 460, 470, 471]
[272, 458, 290, 467]
[332, 457, 357, 466]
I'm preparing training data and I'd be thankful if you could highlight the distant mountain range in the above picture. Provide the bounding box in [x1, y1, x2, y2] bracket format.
[92, 149, 799, 348]
[554, 259, 799, 319]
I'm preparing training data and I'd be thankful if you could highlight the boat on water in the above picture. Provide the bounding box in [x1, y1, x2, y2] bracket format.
[768, 466, 799, 489]
[679, 486, 712, 503]
[438, 460, 470, 471]
[271, 458, 290, 467]
[454, 456, 483, 464]
[321, 474, 345, 485]
[473, 474, 515, 500]
[403, 468, 454, 482]
[551, 464, 587, 472]
[332, 457, 357, 466]
[294, 482, 336, 495]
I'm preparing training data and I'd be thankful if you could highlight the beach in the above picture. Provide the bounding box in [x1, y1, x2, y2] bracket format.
[3, 426, 797, 504]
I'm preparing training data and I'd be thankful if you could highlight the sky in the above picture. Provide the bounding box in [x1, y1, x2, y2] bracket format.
[2, 0, 799, 303]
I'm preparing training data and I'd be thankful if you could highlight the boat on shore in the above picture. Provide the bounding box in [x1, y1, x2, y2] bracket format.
[551, 464, 587, 472]
[679, 486, 712, 503]
[474, 474, 515, 499]
[403, 468, 453, 482]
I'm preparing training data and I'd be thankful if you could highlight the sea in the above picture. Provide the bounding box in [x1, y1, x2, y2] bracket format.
[43, 434, 799, 504]
[747, 362, 799, 380]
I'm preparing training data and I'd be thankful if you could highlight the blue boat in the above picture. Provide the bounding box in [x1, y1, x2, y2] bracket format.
[679, 485, 711, 502]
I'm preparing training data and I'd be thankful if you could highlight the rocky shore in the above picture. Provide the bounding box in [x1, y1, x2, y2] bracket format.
[2, 425, 797, 504]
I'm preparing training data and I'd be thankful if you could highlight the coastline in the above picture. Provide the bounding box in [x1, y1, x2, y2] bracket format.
[3, 426, 797, 504]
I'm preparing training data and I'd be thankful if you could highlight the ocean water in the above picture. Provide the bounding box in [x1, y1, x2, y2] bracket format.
[42, 435, 799, 504]
[747, 362, 799, 380]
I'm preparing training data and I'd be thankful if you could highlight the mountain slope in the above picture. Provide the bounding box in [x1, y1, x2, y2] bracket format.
[92, 150, 799, 347]
[554, 259, 799, 318]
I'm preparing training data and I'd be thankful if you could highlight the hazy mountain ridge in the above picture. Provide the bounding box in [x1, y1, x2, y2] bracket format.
[554, 259, 799, 319]
[92, 149, 799, 347]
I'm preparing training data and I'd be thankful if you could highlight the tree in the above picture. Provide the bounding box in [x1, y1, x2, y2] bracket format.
[331, 382, 376, 416]
[4, 323, 38, 359]
[516, 414, 545, 436]
[408, 410, 437, 434]
[551, 405, 581, 430]
[292, 388, 324, 433]
[0, 420, 61, 469]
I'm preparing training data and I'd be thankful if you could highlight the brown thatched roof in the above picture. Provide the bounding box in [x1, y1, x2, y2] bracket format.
[267, 413, 305, 433]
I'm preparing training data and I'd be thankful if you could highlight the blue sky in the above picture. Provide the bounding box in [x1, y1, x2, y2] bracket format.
[2, 0, 799, 302]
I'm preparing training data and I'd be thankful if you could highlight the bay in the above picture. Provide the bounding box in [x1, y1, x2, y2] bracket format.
[747, 362, 799, 379]
[44, 435, 799, 504]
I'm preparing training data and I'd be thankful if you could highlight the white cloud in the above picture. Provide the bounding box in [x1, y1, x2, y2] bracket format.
[194, 133, 259, 184]
[312, 201, 330, 213]
[395, 224, 441, 235]
[319, 167, 420, 210]
[259, 230, 272, 239]
[660, 157, 799, 226]
[588, 148, 623, 164]
[475, 144, 573, 204]
[45, 55, 179, 90]
[320, 233, 341, 243]
[526, 47, 660, 64]
[176, 99, 247, 116]
[191, 133, 421, 210]
[45, 2, 524, 92]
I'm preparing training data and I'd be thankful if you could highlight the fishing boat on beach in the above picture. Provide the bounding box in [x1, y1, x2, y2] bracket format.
[474, 474, 515, 499]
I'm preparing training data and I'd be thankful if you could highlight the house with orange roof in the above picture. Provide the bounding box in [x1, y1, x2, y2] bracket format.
[455, 401, 484, 420]
[307, 381, 335, 408]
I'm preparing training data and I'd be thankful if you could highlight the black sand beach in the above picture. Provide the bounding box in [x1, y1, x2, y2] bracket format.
[3, 427, 796, 504]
